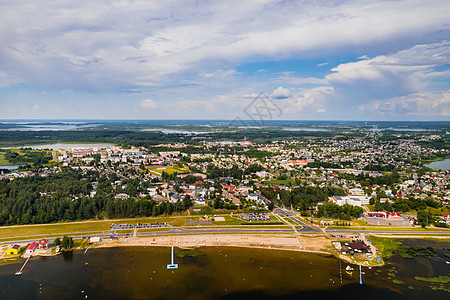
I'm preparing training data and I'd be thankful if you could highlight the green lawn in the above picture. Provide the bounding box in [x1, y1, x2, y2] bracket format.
[263, 179, 295, 186]
[0, 222, 112, 239]
[146, 166, 189, 175]
[116, 228, 172, 234]
[0, 216, 197, 239]
[116, 229, 134, 234]
[327, 225, 450, 231]
[138, 228, 172, 233]
[0, 151, 10, 166]
[368, 236, 402, 258]
[211, 215, 280, 225]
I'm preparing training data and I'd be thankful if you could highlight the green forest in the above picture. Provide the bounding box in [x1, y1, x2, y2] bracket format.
[0, 170, 187, 226]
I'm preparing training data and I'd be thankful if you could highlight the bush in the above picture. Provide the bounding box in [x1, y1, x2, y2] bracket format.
[61, 235, 74, 249]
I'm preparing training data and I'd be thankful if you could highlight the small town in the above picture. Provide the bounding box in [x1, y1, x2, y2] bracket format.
[1, 134, 449, 227]
[1, 130, 449, 278]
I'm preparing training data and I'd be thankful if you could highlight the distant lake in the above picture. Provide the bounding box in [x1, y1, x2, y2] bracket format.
[0, 243, 449, 299]
[425, 158, 450, 170]
[12, 143, 115, 151]
[0, 123, 96, 131]
[368, 127, 430, 132]
[282, 127, 329, 132]
[142, 129, 210, 135]
[0, 164, 26, 170]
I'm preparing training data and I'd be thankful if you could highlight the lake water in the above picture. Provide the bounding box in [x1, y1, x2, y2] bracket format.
[425, 158, 450, 170]
[0, 123, 96, 131]
[282, 127, 329, 132]
[141, 129, 210, 135]
[0, 164, 26, 170]
[8, 143, 116, 151]
[1, 244, 449, 299]
[368, 127, 430, 132]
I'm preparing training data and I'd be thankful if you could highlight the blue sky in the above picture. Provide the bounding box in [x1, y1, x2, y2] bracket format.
[0, 0, 449, 120]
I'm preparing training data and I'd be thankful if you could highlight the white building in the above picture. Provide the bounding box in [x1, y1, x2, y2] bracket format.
[329, 194, 371, 207]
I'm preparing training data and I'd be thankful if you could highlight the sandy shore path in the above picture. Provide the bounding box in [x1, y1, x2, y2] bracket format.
[96, 233, 336, 257]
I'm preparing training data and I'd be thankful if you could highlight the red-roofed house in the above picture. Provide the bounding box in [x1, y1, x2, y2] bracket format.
[286, 160, 308, 166]
[26, 242, 37, 255]
[221, 184, 235, 192]
[38, 238, 48, 250]
[188, 181, 204, 189]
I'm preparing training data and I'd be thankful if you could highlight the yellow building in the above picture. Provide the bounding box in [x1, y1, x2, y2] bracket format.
[7, 244, 20, 255]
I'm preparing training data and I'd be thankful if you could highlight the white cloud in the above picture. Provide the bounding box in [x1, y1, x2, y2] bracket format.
[140, 98, 158, 109]
[281, 86, 334, 114]
[0, 1, 449, 120]
[275, 74, 327, 85]
[0, 0, 449, 92]
[359, 91, 450, 117]
[324, 41, 450, 102]
[271, 86, 291, 99]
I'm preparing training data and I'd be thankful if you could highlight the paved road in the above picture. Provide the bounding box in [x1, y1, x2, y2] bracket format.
[327, 229, 450, 235]
[143, 227, 294, 236]
[273, 208, 321, 233]
[3, 225, 449, 247]
[0, 228, 297, 246]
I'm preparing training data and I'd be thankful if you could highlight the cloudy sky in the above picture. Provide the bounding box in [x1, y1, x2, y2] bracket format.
[0, 0, 449, 120]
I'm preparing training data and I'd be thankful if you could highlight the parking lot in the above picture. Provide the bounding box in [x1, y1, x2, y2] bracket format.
[111, 223, 170, 230]
[363, 215, 412, 227]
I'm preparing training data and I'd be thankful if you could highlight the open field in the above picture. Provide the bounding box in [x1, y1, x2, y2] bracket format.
[310, 217, 367, 226]
[0, 151, 9, 165]
[138, 228, 172, 233]
[263, 179, 296, 185]
[327, 226, 450, 231]
[116, 228, 172, 234]
[0, 222, 111, 239]
[211, 215, 281, 225]
[0, 216, 203, 239]
[146, 165, 189, 175]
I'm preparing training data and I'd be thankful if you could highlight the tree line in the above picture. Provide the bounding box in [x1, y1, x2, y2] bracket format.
[0, 170, 190, 226]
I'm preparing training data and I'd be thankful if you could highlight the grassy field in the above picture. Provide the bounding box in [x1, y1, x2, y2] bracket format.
[115, 228, 172, 234]
[0, 221, 112, 239]
[326, 225, 450, 231]
[0, 151, 10, 166]
[310, 217, 366, 226]
[263, 179, 295, 186]
[368, 236, 403, 258]
[211, 215, 281, 225]
[0, 216, 199, 239]
[146, 165, 189, 175]
[138, 228, 172, 233]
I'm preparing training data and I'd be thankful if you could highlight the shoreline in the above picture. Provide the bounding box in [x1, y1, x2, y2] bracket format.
[3, 232, 450, 268]
[1, 233, 382, 268]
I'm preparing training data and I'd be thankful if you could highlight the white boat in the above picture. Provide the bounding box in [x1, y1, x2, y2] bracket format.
[15, 272, 22, 276]
[446, 261, 450, 264]
[345, 265, 354, 271]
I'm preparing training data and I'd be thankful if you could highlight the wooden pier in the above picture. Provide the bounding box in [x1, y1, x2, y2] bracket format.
[15, 256, 31, 276]
[167, 246, 178, 269]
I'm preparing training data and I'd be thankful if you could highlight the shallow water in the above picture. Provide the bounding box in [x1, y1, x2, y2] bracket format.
[0, 244, 448, 299]
[425, 158, 450, 170]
